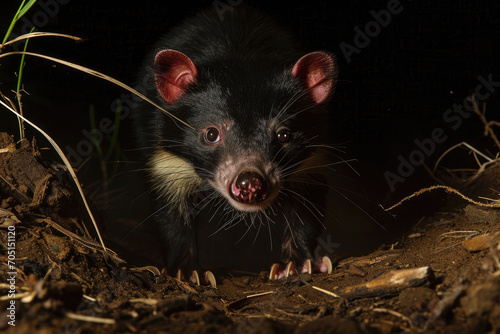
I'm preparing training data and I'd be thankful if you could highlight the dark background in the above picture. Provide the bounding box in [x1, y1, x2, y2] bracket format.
[1, 0, 499, 265]
[1, 0, 499, 194]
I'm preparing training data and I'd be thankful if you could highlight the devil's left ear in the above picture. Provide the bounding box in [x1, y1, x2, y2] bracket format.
[292, 51, 338, 104]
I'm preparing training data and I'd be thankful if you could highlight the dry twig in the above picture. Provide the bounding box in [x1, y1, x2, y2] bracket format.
[311, 286, 341, 298]
[65, 312, 116, 325]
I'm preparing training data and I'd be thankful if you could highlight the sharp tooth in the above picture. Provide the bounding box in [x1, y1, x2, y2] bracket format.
[176, 269, 184, 281]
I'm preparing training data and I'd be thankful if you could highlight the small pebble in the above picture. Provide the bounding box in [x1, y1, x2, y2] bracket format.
[463, 232, 500, 252]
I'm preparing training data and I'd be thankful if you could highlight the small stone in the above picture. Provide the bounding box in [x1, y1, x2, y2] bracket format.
[463, 232, 500, 252]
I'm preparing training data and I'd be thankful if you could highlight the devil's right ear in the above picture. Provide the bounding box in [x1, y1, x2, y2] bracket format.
[154, 49, 198, 103]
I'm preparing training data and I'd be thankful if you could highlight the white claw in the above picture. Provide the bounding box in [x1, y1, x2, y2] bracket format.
[302, 259, 312, 274]
[205, 271, 217, 288]
[176, 269, 184, 281]
[322, 256, 333, 274]
[191, 270, 201, 286]
[285, 262, 295, 277]
[269, 263, 280, 280]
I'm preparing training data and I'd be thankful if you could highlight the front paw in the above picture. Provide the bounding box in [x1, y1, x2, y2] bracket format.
[268, 256, 333, 280]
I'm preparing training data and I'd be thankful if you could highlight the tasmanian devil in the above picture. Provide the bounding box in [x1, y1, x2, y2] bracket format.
[133, 6, 338, 284]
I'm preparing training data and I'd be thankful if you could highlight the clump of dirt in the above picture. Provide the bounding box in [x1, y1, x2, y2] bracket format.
[1, 132, 500, 333]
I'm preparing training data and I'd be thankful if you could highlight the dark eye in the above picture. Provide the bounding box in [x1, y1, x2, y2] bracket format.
[204, 127, 221, 144]
[276, 128, 291, 144]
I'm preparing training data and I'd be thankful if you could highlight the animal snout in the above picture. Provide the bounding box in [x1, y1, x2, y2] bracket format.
[230, 171, 269, 204]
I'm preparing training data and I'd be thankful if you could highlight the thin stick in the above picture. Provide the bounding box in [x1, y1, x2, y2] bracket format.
[83, 295, 96, 302]
[65, 312, 116, 325]
[0, 292, 31, 302]
[246, 291, 274, 298]
[311, 286, 341, 298]
[129, 298, 159, 305]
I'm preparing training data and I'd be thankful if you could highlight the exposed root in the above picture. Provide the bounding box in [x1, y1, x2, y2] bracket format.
[437, 230, 481, 242]
[431, 96, 500, 186]
[470, 94, 500, 151]
[385, 185, 500, 211]
[432, 142, 498, 184]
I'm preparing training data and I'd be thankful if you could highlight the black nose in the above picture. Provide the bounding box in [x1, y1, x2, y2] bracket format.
[230, 171, 269, 203]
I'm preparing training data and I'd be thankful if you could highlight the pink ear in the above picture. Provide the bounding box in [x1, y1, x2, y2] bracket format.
[154, 50, 198, 103]
[292, 51, 337, 104]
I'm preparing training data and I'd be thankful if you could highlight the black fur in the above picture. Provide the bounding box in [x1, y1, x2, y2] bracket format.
[133, 6, 337, 274]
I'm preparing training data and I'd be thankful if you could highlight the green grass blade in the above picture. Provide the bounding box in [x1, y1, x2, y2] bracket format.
[17, 0, 38, 18]
[16, 34, 31, 94]
[14, 27, 35, 140]
[2, 0, 38, 45]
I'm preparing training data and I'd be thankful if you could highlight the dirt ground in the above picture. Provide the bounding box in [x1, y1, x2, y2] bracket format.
[1, 132, 500, 334]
